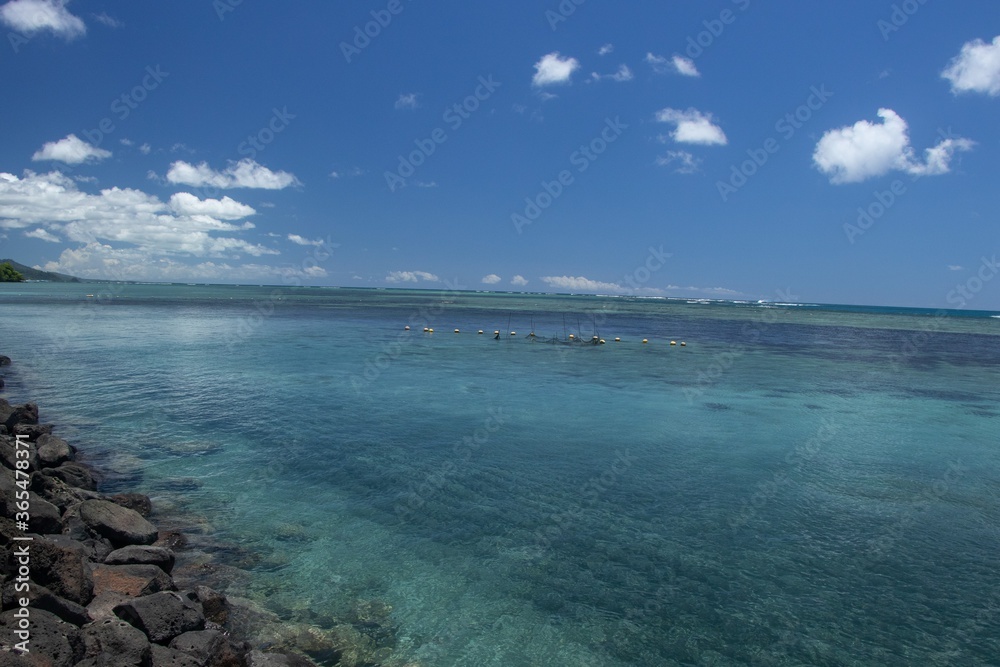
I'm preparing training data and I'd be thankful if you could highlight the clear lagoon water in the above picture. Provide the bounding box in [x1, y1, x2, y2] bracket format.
[2, 283, 999, 666]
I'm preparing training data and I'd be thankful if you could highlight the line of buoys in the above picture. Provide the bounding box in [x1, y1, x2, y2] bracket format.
[404, 325, 687, 347]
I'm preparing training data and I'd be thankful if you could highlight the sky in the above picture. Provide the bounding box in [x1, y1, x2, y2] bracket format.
[0, 1, 999, 309]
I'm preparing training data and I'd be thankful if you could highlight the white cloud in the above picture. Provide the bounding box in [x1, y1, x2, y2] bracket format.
[0, 0, 84, 38]
[542, 275, 623, 293]
[91, 11, 121, 28]
[948, 265, 964, 271]
[656, 150, 701, 174]
[532, 52, 580, 86]
[672, 55, 700, 77]
[120, 138, 133, 146]
[40, 243, 327, 283]
[385, 270, 439, 283]
[32, 134, 111, 164]
[24, 227, 60, 242]
[655, 108, 727, 146]
[139, 143, 151, 155]
[942, 35, 1000, 96]
[813, 108, 974, 184]
[592, 64, 633, 83]
[598, 43, 613, 56]
[511, 275, 528, 287]
[287, 234, 329, 247]
[168, 192, 256, 220]
[0, 170, 274, 258]
[646, 53, 699, 77]
[166, 159, 300, 190]
[395, 93, 420, 110]
[481, 274, 501, 284]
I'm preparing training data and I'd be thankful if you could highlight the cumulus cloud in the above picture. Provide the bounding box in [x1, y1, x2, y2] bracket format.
[0, 170, 273, 258]
[0, 0, 84, 38]
[671, 55, 700, 77]
[532, 52, 580, 86]
[942, 35, 1000, 96]
[166, 159, 300, 190]
[168, 192, 256, 220]
[655, 108, 727, 146]
[287, 234, 330, 247]
[511, 275, 528, 287]
[646, 53, 700, 77]
[812, 108, 974, 184]
[385, 270, 439, 283]
[32, 134, 111, 164]
[481, 274, 501, 284]
[541, 275, 623, 293]
[40, 243, 328, 283]
[598, 43, 614, 56]
[395, 93, 420, 110]
[24, 227, 60, 242]
[591, 64, 633, 83]
[656, 150, 701, 174]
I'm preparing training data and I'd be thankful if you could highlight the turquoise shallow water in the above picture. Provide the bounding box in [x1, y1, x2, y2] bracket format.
[2, 283, 1000, 665]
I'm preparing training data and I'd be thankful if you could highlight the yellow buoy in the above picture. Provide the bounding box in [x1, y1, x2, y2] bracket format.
[670, 340, 676, 346]
[494, 330, 500, 335]
[599, 339, 606, 344]
[454, 329, 460, 333]
[428, 328, 434, 333]
[642, 339, 648, 344]
[614, 337, 621, 342]
[569, 334, 575, 339]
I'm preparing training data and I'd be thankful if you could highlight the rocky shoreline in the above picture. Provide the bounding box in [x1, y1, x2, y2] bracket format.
[0, 354, 320, 667]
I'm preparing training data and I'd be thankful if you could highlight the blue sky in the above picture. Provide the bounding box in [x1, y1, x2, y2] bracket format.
[1, 1, 998, 308]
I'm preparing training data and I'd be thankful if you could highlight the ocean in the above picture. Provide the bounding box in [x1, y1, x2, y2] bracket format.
[1, 282, 999, 666]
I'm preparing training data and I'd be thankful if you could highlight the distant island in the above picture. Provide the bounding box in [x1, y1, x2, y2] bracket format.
[0, 259, 81, 283]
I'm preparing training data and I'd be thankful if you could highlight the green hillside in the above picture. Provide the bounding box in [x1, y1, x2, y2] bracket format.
[0, 259, 81, 283]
